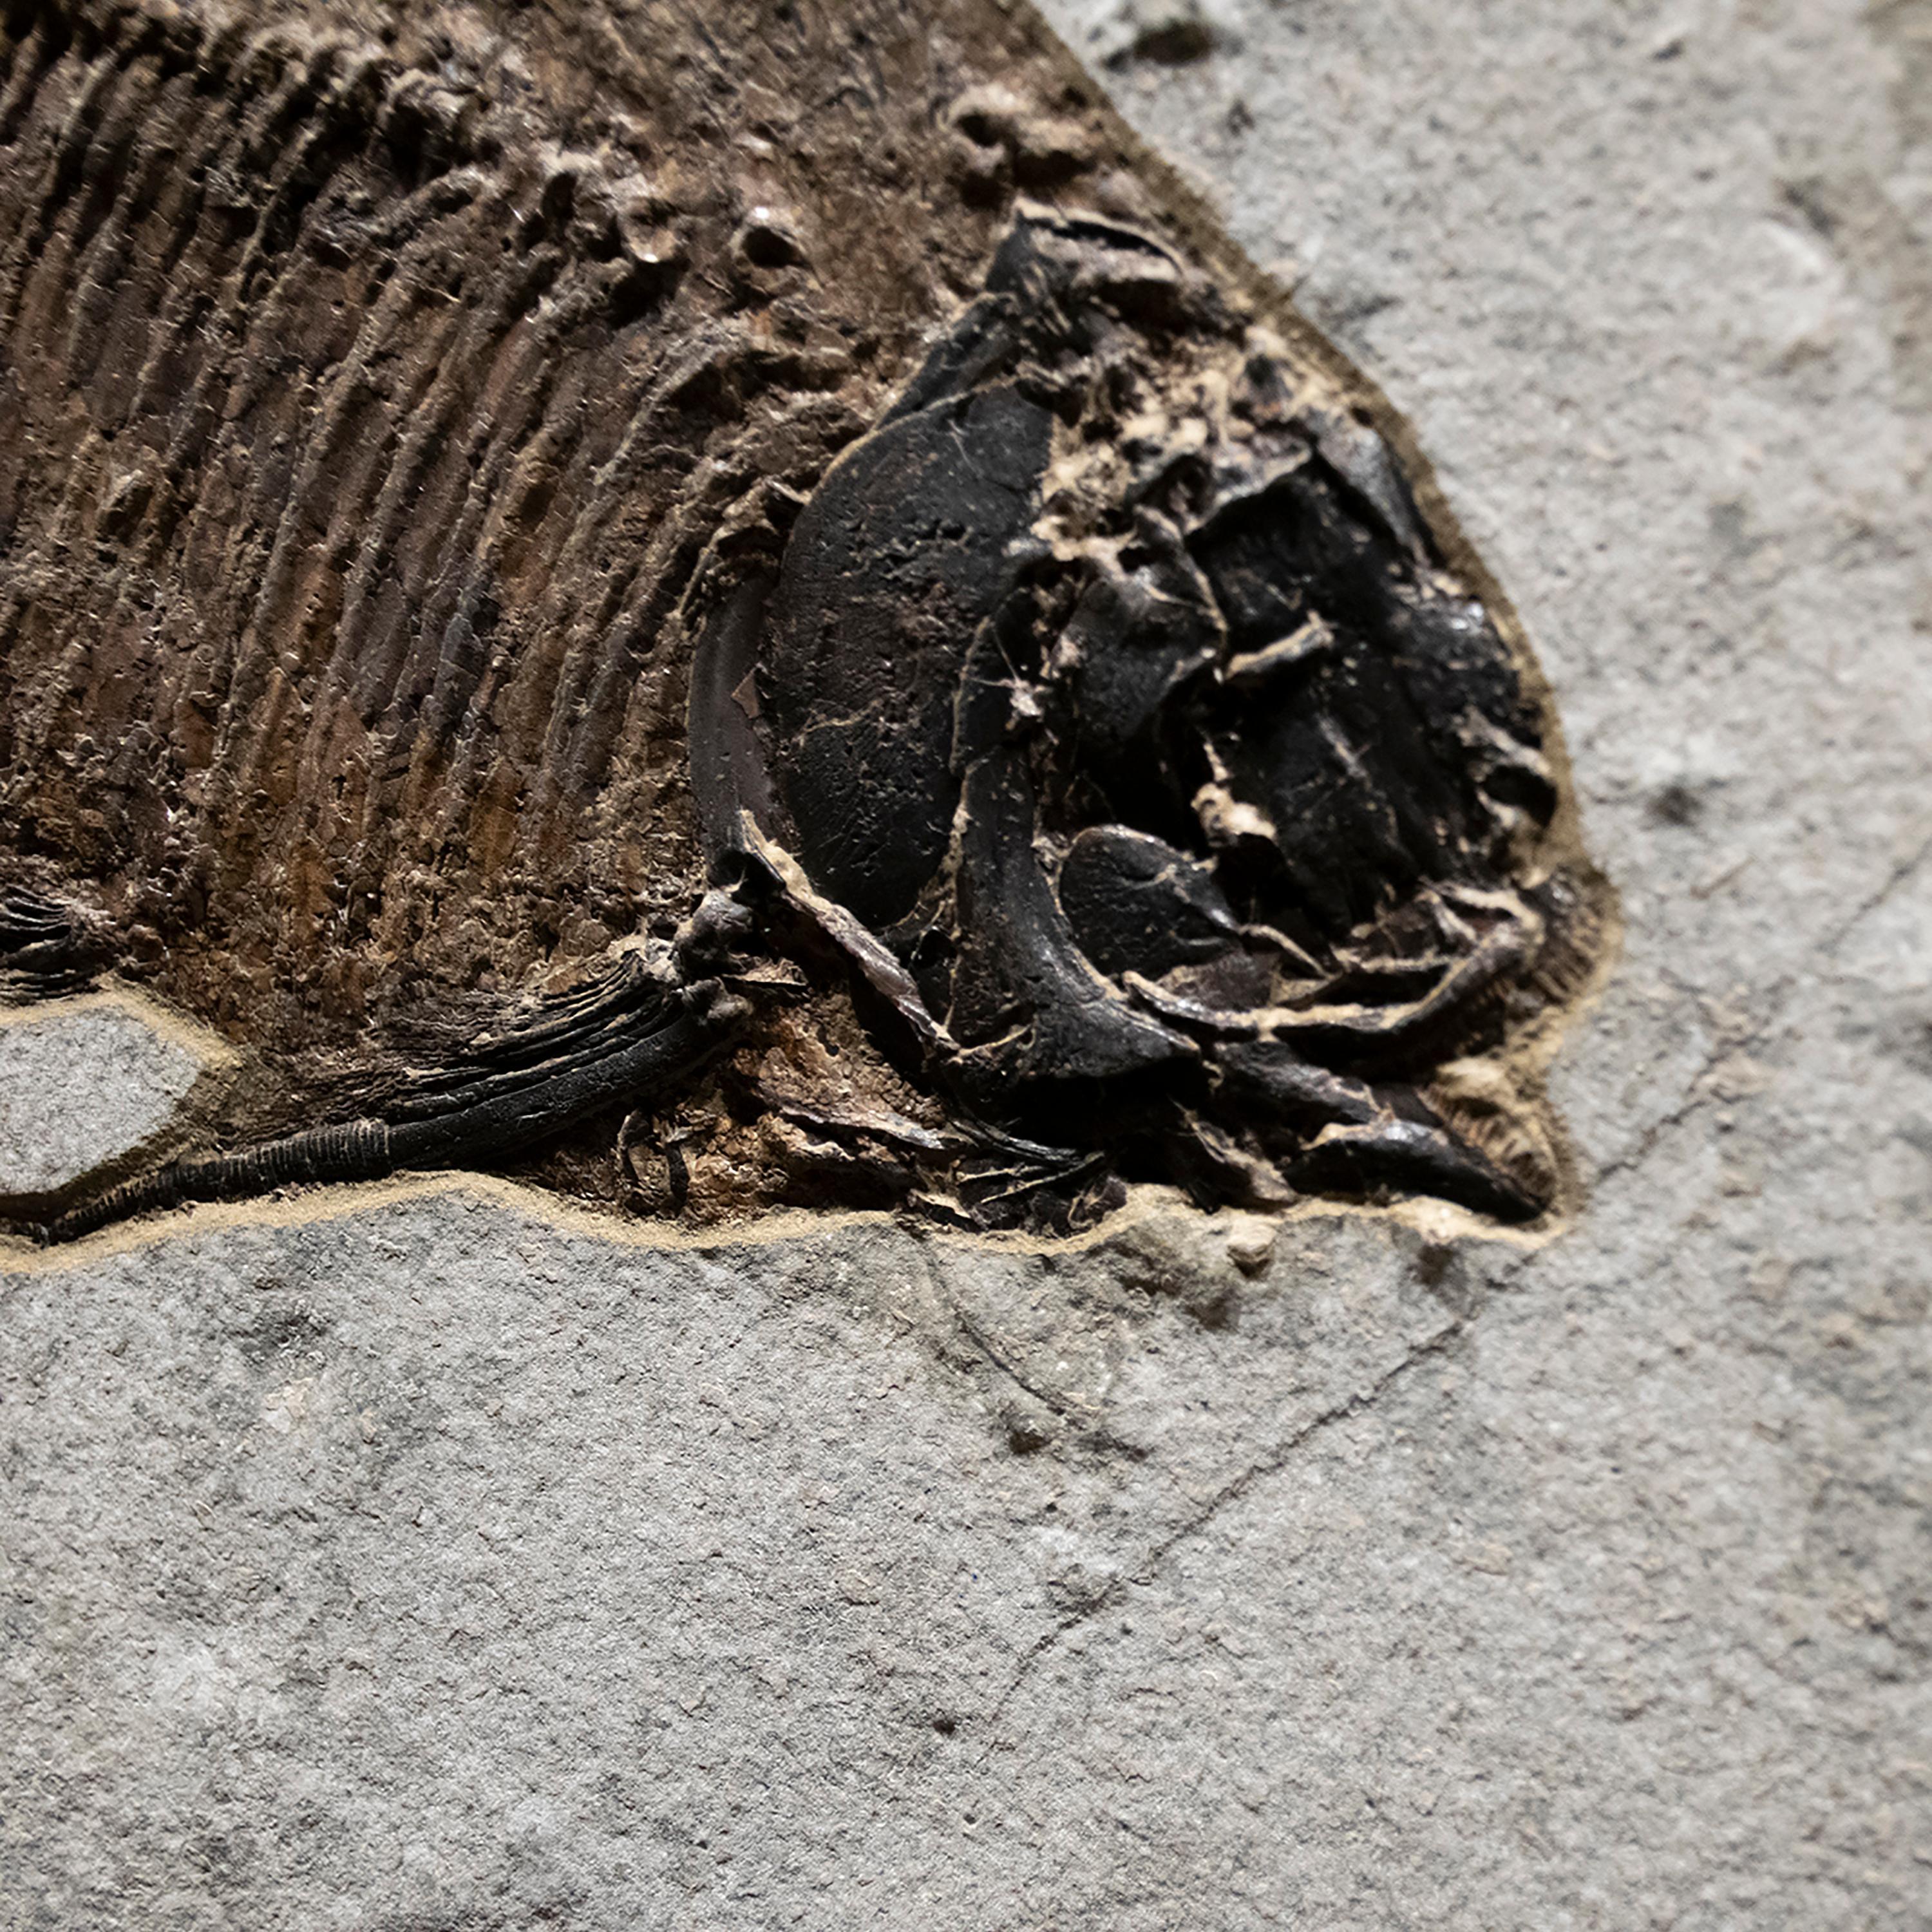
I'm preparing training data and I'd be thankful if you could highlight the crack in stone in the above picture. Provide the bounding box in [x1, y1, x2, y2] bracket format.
[1825, 820, 1932, 954]
[973, 1311, 1469, 1754]
[1586, 1054, 1730, 1194]
[1583, 961, 1814, 1197]
[1591, 846, 1923, 1201]
[949, 1298, 1100, 1428]
[1600, 822, 1932, 1189]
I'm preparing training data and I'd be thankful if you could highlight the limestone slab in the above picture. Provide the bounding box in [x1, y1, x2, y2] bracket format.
[5, 0, 1931, 1925]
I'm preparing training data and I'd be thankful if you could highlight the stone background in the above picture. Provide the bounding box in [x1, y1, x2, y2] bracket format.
[5, 1, 1929, 1925]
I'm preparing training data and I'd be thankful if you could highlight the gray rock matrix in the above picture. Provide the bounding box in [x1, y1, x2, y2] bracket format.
[4, 1, 1928, 1926]
[0, 1005, 204, 1200]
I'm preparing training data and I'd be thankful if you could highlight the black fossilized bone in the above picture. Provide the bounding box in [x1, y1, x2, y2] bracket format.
[0, 0, 1608, 1245]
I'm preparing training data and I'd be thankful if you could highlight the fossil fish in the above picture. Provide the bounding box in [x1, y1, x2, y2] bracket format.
[0, 0, 1611, 1244]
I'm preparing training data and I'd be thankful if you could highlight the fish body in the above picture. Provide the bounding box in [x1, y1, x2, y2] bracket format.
[0, 0, 1610, 1240]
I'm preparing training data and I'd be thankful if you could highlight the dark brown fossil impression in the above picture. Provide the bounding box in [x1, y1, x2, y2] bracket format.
[0, 0, 1611, 1245]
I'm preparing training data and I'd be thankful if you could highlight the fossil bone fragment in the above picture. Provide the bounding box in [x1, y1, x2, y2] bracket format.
[0, 0, 1610, 1244]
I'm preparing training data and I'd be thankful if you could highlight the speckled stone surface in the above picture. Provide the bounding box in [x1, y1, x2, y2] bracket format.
[0, 1003, 210, 1202]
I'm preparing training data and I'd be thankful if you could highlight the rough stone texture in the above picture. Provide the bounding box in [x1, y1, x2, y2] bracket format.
[1, 1197, 1482, 1928]
[5, 1, 1931, 1927]
[0, 999, 213, 1200]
